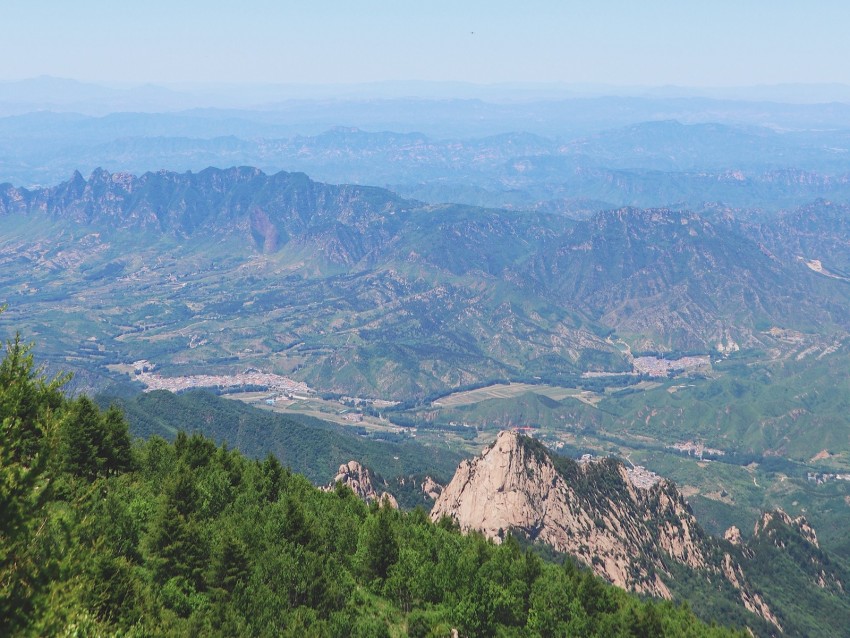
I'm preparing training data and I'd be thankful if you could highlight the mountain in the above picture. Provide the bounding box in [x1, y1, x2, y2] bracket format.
[529, 204, 850, 350]
[5, 106, 850, 211]
[431, 431, 850, 636]
[0, 330, 745, 637]
[0, 166, 413, 258]
[741, 510, 850, 635]
[430, 433, 772, 616]
[559, 121, 788, 172]
[0, 166, 612, 397]
[754, 200, 850, 273]
[3, 167, 850, 401]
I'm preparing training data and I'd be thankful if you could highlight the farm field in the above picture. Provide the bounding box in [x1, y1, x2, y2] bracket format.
[432, 382, 584, 407]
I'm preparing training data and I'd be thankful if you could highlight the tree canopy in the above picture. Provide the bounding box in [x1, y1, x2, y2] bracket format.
[0, 324, 746, 637]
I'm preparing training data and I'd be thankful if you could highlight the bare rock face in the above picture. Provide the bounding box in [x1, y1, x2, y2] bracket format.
[721, 554, 782, 630]
[249, 207, 282, 253]
[431, 431, 709, 597]
[327, 461, 398, 508]
[431, 431, 778, 629]
[724, 525, 743, 546]
[754, 509, 819, 548]
[421, 476, 443, 500]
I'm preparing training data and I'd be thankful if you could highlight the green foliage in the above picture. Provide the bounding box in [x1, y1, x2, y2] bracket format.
[357, 504, 399, 584]
[106, 389, 461, 485]
[59, 396, 133, 480]
[743, 517, 850, 637]
[0, 333, 65, 635]
[0, 329, 746, 637]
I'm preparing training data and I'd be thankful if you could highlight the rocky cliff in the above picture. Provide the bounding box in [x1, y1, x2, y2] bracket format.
[0, 166, 414, 262]
[431, 431, 705, 596]
[751, 509, 844, 595]
[431, 431, 780, 628]
[326, 460, 398, 508]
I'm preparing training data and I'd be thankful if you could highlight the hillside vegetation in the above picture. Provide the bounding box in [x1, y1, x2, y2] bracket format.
[5, 169, 850, 400]
[0, 328, 744, 637]
[99, 388, 462, 486]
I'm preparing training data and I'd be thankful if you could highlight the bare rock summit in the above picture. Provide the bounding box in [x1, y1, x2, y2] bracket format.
[327, 460, 398, 508]
[431, 430, 779, 628]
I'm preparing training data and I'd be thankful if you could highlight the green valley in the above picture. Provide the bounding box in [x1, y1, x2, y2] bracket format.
[0, 328, 746, 637]
[3, 166, 850, 636]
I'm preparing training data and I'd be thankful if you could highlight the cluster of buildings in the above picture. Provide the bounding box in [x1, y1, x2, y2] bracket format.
[669, 440, 725, 459]
[578, 453, 663, 489]
[806, 472, 850, 484]
[625, 465, 663, 489]
[133, 360, 311, 396]
[632, 355, 711, 377]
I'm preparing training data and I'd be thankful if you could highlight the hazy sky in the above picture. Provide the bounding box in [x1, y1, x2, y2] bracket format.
[4, 0, 849, 87]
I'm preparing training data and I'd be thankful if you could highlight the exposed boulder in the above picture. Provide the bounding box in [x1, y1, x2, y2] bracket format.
[421, 475, 443, 500]
[327, 460, 398, 508]
[724, 525, 743, 546]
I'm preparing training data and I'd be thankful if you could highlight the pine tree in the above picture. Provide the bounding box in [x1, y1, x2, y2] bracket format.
[358, 503, 399, 583]
[146, 466, 207, 589]
[281, 495, 312, 547]
[60, 396, 105, 480]
[260, 453, 286, 502]
[0, 333, 65, 462]
[209, 535, 250, 602]
[102, 404, 133, 475]
[0, 331, 65, 633]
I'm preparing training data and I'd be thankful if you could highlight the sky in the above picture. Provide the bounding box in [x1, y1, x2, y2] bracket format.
[3, 0, 850, 87]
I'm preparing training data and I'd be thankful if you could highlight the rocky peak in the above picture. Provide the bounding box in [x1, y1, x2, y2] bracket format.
[421, 476, 443, 500]
[750, 509, 844, 597]
[431, 431, 708, 598]
[754, 509, 819, 549]
[724, 525, 743, 546]
[327, 460, 398, 509]
[431, 431, 779, 629]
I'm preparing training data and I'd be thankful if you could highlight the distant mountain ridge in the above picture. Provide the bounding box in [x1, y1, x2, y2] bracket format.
[5, 112, 850, 212]
[0, 166, 413, 257]
[3, 167, 850, 397]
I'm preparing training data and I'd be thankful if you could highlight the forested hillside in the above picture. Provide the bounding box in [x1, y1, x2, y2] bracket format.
[99, 388, 462, 487]
[1, 328, 744, 637]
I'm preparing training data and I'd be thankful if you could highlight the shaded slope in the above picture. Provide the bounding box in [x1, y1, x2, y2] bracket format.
[101, 389, 461, 485]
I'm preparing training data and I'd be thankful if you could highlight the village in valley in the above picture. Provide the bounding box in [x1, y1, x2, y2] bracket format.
[125, 360, 313, 396]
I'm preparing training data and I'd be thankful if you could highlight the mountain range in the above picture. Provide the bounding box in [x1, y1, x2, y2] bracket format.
[3, 166, 850, 545]
[5, 108, 850, 216]
[3, 166, 850, 400]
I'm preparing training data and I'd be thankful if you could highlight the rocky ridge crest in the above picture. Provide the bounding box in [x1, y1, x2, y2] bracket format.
[326, 460, 399, 508]
[751, 509, 844, 595]
[754, 509, 819, 548]
[431, 431, 779, 628]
